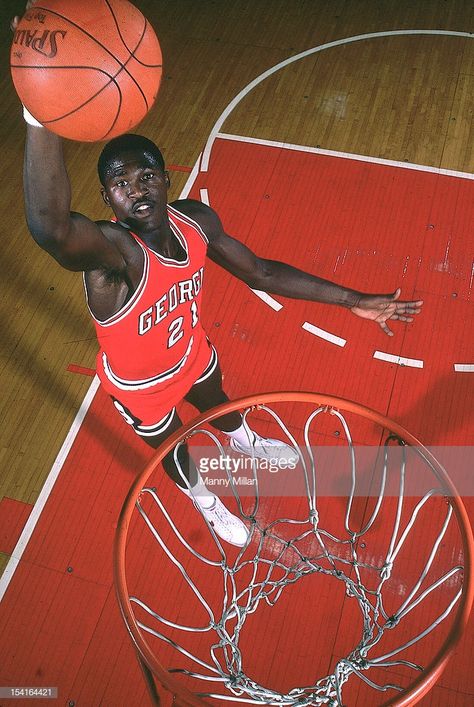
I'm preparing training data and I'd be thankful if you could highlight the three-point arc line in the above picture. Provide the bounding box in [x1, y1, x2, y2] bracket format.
[302, 322, 346, 347]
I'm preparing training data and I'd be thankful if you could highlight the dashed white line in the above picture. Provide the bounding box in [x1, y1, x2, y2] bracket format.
[250, 289, 283, 311]
[302, 321, 347, 347]
[374, 351, 424, 368]
[199, 187, 210, 205]
[454, 364, 474, 373]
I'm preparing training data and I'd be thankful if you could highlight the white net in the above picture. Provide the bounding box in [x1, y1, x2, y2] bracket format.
[117, 398, 471, 706]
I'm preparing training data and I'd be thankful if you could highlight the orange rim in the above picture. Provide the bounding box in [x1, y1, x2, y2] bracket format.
[113, 391, 474, 706]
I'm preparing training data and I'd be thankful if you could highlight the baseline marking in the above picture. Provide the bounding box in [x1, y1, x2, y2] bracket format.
[217, 132, 474, 181]
[374, 351, 424, 368]
[302, 321, 346, 347]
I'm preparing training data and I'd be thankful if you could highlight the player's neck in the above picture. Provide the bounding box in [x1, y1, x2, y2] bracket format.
[139, 220, 183, 260]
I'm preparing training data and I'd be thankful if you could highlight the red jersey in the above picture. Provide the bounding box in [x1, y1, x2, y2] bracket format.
[85, 205, 213, 423]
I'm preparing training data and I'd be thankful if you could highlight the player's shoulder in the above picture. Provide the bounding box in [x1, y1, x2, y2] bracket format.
[93, 219, 142, 266]
[169, 199, 223, 240]
[95, 219, 134, 242]
[170, 198, 215, 220]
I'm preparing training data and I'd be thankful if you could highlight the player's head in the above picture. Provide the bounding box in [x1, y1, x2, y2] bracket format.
[97, 133, 166, 186]
[98, 134, 170, 231]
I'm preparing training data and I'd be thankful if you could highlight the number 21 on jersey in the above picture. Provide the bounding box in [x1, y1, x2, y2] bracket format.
[167, 300, 199, 348]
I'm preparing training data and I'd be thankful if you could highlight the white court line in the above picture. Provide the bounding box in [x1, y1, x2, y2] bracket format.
[251, 290, 283, 311]
[181, 154, 202, 198]
[217, 132, 474, 181]
[302, 321, 346, 347]
[374, 351, 424, 368]
[454, 364, 474, 373]
[199, 187, 210, 205]
[201, 29, 473, 172]
[0, 378, 100, 602]
[0, 156, 203, 603]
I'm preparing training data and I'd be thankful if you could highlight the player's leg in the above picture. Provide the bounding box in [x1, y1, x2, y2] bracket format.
[184, 349, 242, 432]
[112, 398, 197, 486]
[185, 350, 298, 463]
[112, 396, 249, 546]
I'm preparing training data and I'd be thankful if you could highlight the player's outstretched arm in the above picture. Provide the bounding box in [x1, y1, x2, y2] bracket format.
[179, 200, 423, 337]
[13, 7, 124, 273]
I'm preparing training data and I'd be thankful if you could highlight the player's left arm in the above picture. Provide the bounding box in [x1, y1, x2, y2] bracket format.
[178, 200, 423, 336]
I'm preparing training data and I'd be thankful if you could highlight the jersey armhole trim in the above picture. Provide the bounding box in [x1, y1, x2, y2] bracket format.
[168, 203, 210, 245]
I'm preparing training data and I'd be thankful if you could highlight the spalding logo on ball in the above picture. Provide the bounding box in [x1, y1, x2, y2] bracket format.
[10, 0, 162, 142]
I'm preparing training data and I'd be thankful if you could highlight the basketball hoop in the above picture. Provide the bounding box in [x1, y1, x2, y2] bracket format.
[114, 392, 473, 706]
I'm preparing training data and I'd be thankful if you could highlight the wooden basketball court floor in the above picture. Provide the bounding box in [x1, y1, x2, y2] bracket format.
[0, 1, 473, 705]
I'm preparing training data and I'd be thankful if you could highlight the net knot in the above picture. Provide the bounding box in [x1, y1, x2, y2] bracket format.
[386, 615, 400, 628]
[381, 561, 393, 580]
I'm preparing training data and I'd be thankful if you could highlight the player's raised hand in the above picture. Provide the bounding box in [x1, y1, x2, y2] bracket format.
[350, 288, 423, 336]
[11, 1, 37, 32]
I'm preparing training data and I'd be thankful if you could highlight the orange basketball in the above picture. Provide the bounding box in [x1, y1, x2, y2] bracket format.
[10, 0, 162, 142]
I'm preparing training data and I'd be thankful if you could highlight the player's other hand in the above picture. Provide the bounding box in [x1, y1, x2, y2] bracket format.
[11, 1, 37, 32]
[350, 288, 423, 336]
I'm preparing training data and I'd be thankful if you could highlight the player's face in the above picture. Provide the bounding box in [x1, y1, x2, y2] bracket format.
[101, 149, 169, 231]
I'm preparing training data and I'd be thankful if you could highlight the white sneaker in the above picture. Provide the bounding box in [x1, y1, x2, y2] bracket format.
[199, 497, 249, 547]
[229, 435, 299, 465]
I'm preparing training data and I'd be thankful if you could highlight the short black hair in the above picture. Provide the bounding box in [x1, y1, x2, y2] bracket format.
[97, 134, 165, 186]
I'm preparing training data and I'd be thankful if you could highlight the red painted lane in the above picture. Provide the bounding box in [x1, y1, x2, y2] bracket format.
[0, 498, 33, 555]
[66, 364, 96, 377]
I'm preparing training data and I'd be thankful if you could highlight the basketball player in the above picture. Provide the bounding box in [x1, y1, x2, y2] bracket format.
[13, 17, 423, 548]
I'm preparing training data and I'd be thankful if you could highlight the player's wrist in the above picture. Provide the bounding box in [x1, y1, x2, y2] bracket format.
[23, 105, 44, 128]
[345, 290, 361, 309]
